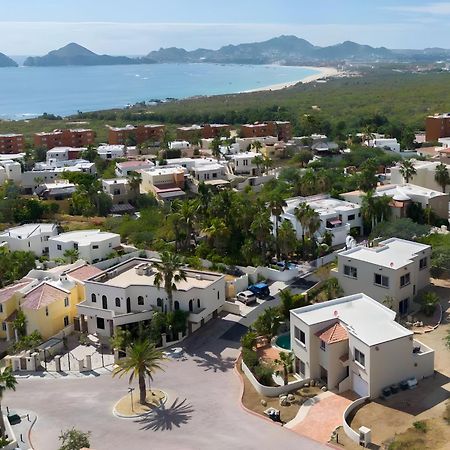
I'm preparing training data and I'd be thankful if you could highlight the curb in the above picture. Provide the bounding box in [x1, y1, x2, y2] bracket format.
[28, 414, 37, 450]
[112, 390, 168, 419]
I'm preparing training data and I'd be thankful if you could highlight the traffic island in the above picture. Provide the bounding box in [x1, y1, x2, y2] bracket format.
[113, 389, 167, 418]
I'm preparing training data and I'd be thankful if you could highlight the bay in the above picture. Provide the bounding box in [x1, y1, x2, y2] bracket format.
[0, 63, 318, 120]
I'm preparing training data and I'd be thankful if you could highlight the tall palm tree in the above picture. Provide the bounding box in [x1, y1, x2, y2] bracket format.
[0, 366, 17, 436]
[361, 190, 377, 231]
[202, 218, 230, 251]
[269, 194, 287, 259]
[127, 171, 142, 198]
[262, 155, 273, 174]
[277, 220, 297, 259]
[435, 162, 450, 193]
[297, 170, 317, 196]
[112, 340, 165, 405]
[209, 136, 222, 161]
[251, 140, 263, 153]
[294, 202, 313, 254]
[153, 251, 187, 312]
[250, 211, 273, 262]
[63, 248, 79, 264]
[178, 200, 198, 250]
[197, 182, 212, 218]
[251, 155, 264, 176]
[399, 160, 417, 184]
[275, 351, 294, 386]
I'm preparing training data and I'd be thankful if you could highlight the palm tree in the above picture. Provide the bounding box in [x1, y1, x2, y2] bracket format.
[63, 248, 79, 264]
[0, 366, 17, 436]
[251, 140, 263, 153]
[277, 220, 297, 259]
[435, 163, 450, 193]
[202, 218, 230, 251]
[178, 200, 198, 250]
[209, 136, 222, 161]
[197, 182, 212, 217]
[361, 190, 377, 231]
[297, 170, 317, 196]
[294, 202, 314, 255]
[399, 160, 417, 184]
[251, 155, 264, 176]
[275, 351, 294, 386]
[361, 125, 375, 145]
[250, 211, 273, 262]
[112, 340, 165, 405]
[262, 155, 273, 174]
[127, 171, 142, 198]
[269, 194, 287, 259]
[153, 251, 187, 312]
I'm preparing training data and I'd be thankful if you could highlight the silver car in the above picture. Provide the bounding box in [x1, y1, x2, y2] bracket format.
[236, 290, 257, 305]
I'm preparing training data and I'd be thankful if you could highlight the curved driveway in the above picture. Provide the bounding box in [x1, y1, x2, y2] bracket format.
[4, 314, 328, 450]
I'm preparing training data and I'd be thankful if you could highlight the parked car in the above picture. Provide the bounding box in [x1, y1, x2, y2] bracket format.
[248, 282, 270, 298]
[236, 290, 257, 305]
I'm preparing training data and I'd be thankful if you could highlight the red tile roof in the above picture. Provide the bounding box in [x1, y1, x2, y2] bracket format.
[66, 264, 102, 282]
[316, 322, 348, 344]
[0, 279, 33, 304]
[21, 283, 68, 311]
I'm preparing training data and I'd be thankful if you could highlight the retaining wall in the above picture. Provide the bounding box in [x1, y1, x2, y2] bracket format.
[342, 396, 370, 443]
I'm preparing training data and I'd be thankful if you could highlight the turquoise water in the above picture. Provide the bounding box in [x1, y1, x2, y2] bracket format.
[275, 334, 291, 350]
[0, 63, 318, 119]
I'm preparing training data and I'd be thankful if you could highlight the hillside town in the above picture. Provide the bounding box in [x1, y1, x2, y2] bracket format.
[0, 111, 449, 450]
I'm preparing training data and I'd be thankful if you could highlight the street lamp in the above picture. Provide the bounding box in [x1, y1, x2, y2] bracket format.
[128, 387, 135, 412]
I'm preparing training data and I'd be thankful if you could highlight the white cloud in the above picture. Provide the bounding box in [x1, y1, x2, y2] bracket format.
[387, 2, 450, 15]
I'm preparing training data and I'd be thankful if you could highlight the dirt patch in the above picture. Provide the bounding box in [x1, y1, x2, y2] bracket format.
[238, 364, 321, 424]
[114, 389, 166, 417]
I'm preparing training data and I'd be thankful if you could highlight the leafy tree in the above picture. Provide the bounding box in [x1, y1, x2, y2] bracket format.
[0, 367, 17, 437]
[127, 171, 142, 199]
[370, 218, 430, 241]
[252, 307, 281, 338]
[209, 136, 222, 161]
[13, 309, 27, 338]
[63, 249, 79, 264]
[112, 340, 166, 404]
[80, 145, 98, 163]
[58, 428, 91, 450]
[418, 292, 439, 317]
[399, 160, 417, 184]
[240, 331, 257, 350]
[295, 149, 314, 167]
[153, 251, 187, 312]
[435, 163, 450, 193]
[278, 289, 309, 320]
[0, 248, 36, 288]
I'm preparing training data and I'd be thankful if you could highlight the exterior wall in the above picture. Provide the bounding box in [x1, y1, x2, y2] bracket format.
[321, 339, 349, 391]
[428, 195, 449, 219]
[348, 336, 371, 397]
[0, 297, 19, 339]
[0, 135, 24, 154]
[108, 125, 165, 145]
[391, 164, 450, 194]
[0, 227, 58, 256]
[426, 116, 450, 142]
[35, 130, 95, 149]
[192, 167, 225, 182]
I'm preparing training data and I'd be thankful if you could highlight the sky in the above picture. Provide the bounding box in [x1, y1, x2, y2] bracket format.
[2, 0, 450, 55]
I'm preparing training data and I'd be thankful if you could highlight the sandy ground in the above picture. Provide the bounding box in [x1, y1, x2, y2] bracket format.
[243, 66, 341, 93]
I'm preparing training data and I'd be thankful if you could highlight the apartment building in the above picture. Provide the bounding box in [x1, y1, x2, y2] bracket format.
[425, 113, 450, 142]
[108, 124, 165, 145]
[0, 223, 59, 256]
[0, 134, 25, 154]
[274, 195, 362, 246]
[77, 258, 226, 337]
[176, 124, 231, 141]
[290, 293, 434, 398]
[45, 147, 85, 165]
[49, 230, 121, 264]
[240, 121, 292, 141]
[141, 166, 186, 202]
[97, 145, 126, 160]
[336, 238, 431, 315]
[34, 129, 95, 149]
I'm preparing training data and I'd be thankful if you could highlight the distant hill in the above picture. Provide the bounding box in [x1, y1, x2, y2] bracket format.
[0, 53, 18, 67]
[144, 35, 395, 64]
[24, 43, 145, 67]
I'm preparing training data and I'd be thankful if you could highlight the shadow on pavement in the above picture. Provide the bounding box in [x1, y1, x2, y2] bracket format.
[192, 352, 235, 373]
[135, 398, 194, 431]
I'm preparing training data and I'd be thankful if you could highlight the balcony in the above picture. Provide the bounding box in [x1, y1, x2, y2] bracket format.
[114, 310, 154, 327]
[339, 353, 349, 367]
[188, 307, 207, 324]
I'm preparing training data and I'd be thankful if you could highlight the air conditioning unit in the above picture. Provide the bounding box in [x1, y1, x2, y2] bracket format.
[359, 426, 371, 448]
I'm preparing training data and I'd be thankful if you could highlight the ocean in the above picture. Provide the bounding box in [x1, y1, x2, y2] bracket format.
[0, 63, 318, 120]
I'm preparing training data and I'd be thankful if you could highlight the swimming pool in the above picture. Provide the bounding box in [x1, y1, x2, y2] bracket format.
[275, 334, 291, 350]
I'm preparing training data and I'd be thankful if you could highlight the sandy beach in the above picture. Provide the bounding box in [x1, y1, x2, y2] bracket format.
[243, 66, 341, 93]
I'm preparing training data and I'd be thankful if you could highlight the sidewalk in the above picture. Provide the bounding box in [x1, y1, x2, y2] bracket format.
[14, 365, 114, 380]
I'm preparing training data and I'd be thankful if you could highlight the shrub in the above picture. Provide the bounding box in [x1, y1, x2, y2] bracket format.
[418, 292, 439, 316]
[242, 348, 259, 370]
[412, 421, 428, 433]
[254, 364, 274, 386]
[240, 331, 257, 350]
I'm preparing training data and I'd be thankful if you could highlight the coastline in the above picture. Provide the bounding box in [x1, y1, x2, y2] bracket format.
[243, 66, 341, 93]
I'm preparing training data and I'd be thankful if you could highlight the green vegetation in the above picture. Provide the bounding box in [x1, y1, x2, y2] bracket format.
[0, 367, 17, 437]
[419, 233, 450, 278]
[417, 292, 439, 317]
[58, 428, 91, 450]
[274, 351, 294, 386]
[370, 218, 430, 241]
[413, 420, 428, 433]
[0, 247, 36, 288]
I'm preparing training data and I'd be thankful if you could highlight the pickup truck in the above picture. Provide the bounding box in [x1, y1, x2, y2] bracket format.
[248, 282, 270, 298]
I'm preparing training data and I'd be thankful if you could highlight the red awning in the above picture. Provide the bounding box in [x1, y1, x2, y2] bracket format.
[328, 218, 342, 226]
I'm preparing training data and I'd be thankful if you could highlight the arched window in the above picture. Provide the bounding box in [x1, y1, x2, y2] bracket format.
[102, 295, 107, 309]
[157, 298, 163, 308]
[197, 299, 201, 308]
[91, 293, 97, 303]
[189, 300, 193, 312]
[138, 296, 144, 306]
[174, 301, 180, 311]
[115, 297, 121, 308]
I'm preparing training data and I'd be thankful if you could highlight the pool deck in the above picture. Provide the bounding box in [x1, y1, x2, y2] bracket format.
[274, 333, 292, 351]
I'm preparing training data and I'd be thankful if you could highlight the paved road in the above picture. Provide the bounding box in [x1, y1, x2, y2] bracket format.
[4, 311, 327, 450]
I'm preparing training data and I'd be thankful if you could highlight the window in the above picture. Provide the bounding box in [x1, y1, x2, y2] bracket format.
[45, 307, 49, 317]
[73, 243, 78, 250]
[0, 304, 3, 313]
[92, 245, 99, 249]
[115, 298, 121, 308]
[57, 244, 62, 251]
[137, 296, 144, 306]
[298, 359, 305, 375]
[102, 295, 107, 309]
[63, 316, 69, 327]
[348, 214, 355, 221]
[197, 299, 201, 308]
[64, 297, 69, 307]
[294, 327, 305, 345]
[96, 317, 105, 330]
[344, 265, 358, 279]
[355, 348, 365, 367]
[91, 293, 97, 303]
[174, 301, 180, 311]
[217, 291, 220, 300]
[1, 323, 6, 331]
[320, 340, 326, 351]
[374, 273, 389, 288]
[189, 300, 193, 312]
[419, 257, 428, 270]
[400, 273, 410, 288]
[157, 298, 163, 308]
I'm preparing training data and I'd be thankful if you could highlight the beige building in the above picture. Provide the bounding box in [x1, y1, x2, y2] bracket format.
[336, 238, 431, 315]
[290, 293, 434, 398]
[341, 183, 449, 220]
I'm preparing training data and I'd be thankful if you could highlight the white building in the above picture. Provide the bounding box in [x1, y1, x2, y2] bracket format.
[367, 138, 401, 153]
[169, 141, 191, 151]
[77, 258, 226, 337]
[230, 151, 259, 175]
[115, 160, 154, 177]
[235, 136, 278, 152]
[97, 145, 125, 160]
[341, 183, 449, 220]
[102, 178, 133, 205]
[336, 238, 431, 315]
[275, 195, 362, 246]
[290, 293, 434, 399]
[35, 181, 77, 200]
[0, 223, 59, 256]
[45, 147, 84, 165]
[0, 160, 22, 185]
[48, 230, 121, 264]
[191, 163, 226, 182]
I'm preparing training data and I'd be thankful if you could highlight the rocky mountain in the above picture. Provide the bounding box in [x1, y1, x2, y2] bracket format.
[24, 43, 144, 67]
[0, 52, 18, 67]
[144, 35, 395, 64]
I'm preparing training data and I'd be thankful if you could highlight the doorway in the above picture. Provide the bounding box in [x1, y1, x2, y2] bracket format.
[126, 297, 131, 314]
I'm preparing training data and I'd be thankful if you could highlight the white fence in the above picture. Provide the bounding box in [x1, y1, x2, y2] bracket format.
[342, 396, 370, 443]
[309, 252, 337, 269]
[94, 250, 142, 270]
[237, 265, 300, 283]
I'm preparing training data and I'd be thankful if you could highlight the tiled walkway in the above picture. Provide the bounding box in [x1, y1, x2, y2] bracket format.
[287, 391, 356, 443]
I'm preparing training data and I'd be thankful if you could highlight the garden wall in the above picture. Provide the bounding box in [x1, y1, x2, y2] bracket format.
[237, 265, 299, 283]
[342, 396, 370, 443]
[241, 360, 310, 397]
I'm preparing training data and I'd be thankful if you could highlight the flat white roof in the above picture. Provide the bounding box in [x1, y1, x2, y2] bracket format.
[285, 195, 360, 216]
[102, 178, 128, 186]
[192, 163, 224, 172]
[0, 223, 56, 239]
[292, 293, 412, 346]
[146, 167, 185, 176]
[375, 184, 446, 199]
[339, 237, 430, 269]
[50, 230, 119, 245]
[232, 151, 258, 159]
